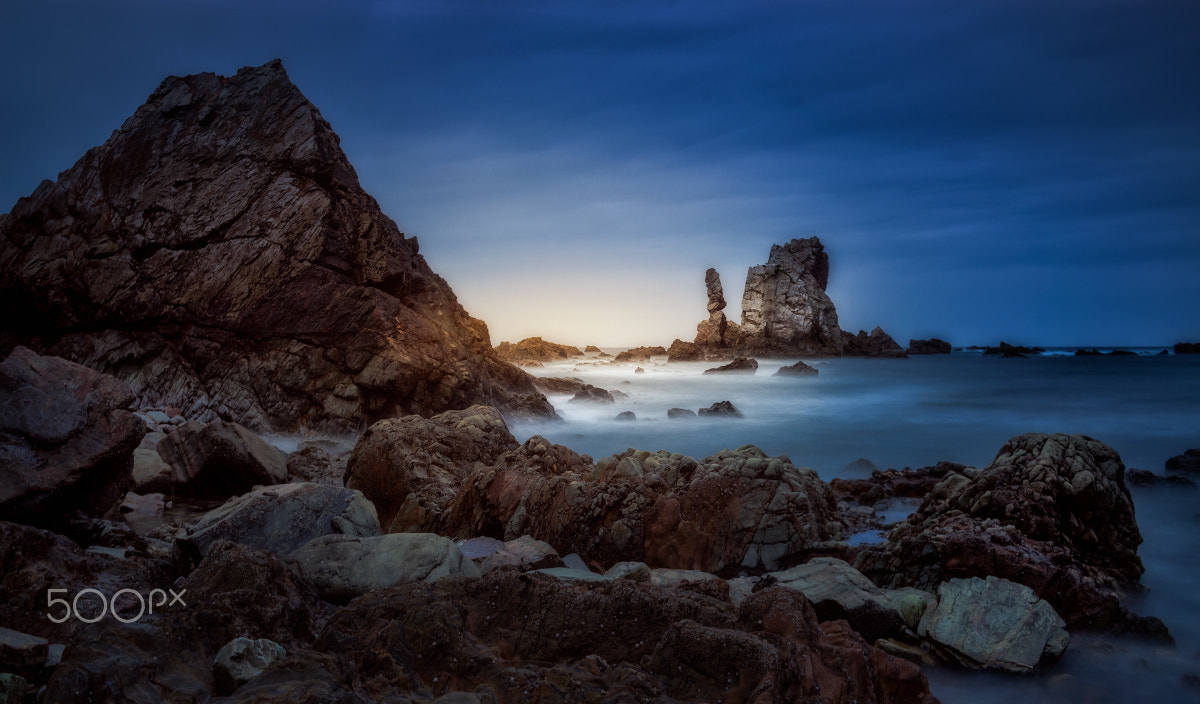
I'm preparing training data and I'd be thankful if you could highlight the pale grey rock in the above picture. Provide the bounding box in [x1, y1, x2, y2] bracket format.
[477, 535, 563, 574]
[212, 637, 287, 695]
[738, 238, 843, 356]
[604, 561, 652, 582]
[886, 587, 938, 632]
[176, 482, 381, 570]
[918, 576, 1069, 672]
[287, 532, 480, 601]
[649, 568, 722, 588]
[531, 567, 613, 584]
[770, 557, 906, 642]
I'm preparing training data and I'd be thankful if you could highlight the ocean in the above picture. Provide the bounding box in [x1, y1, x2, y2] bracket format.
[511, 349, 1200, 703]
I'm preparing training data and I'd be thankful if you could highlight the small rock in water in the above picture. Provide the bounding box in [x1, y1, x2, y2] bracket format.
[667, 408, 697, 419]
[698, 401, 744, 418]
[614, 411, 637, 421]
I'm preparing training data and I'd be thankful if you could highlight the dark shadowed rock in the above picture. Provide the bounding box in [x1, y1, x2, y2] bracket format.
[176, 482, 381, 570]
[286, 445, 347, 486]
[0, 60, 552, 432]
[614, 346, 667, 362]
[667, 407, 697, 419]
[1126, 468, 1197, 488]
[493, 337, 583, 363]
[907, 338, 952, 355]
[156, 420, 287, 495]
[843, 327, 908, 358]
[473, 535, 564, 574]
[212, 637, 287, 695]
[666, 338, 702, 362]
[1174, 342, 1200, 354]
[702, 356, 758, 374]
[770, 557, 907, 643]
[614, 411, 637, 421]
[1166, 448, 1200, 473]
[698, 400, 744, 418]
[343, 405, 517, 531]
[775, 360, 819, 376]
[856, 433, 1149, 631]
[0, 347, 145, 528]
[567, 384, 615, 404]
[531, 376, 587, 395]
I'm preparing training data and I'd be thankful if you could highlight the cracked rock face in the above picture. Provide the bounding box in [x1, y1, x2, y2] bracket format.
[0, 60, 552, 431]
[738, 237, 844, 355]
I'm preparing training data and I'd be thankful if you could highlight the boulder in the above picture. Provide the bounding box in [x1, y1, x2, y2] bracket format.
[156, 420, 287, 495]
[604, 561, 653, 582]
[285, 445, 347, 486]
[213, 637, 287, 695]
[614, 346, 667, 362]
[0, 60, 552, 432]
[698, 400, 744, 417]
[776, 360, 819, 376]
[313, 570, 939, 704]
[702, 356, 758, 374]
[131, 433, 173, 493]
[436, 439, 842, 575]
[286, 532, 480, 602]
[918, 576, 1069, 672]
[176, 482, 381, 570]
[0, 347, 145, 528]
[667, 407, 697, 419]
[567, 384, 615, 404]
[493, 337, 583, 362]
[1165, 448, 1200, 473]
[907, 338, 952, 355]
[666, 338, 703, 362]
[473, 535, 563, 574]
[343, 405, 518, 531]
[856, 433, 1149, 630]
[0, 627, 48, 672]
[614, 411, 637, 421]
[770, 557, 907, 642]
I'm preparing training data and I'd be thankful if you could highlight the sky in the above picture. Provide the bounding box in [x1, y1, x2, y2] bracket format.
[2, 0, 1198, 347]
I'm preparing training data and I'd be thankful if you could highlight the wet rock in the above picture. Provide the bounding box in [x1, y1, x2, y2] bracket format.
[0, 347, 145, 529]
[614, 411, 637, 421]
[287, 533, 480, 602]
[0, 61, 552, 432]
[213, 637, 287, 695]
[775, 359, 819, 376]
[918, 576, 1069, 672]
[344, 405, 518, 531]
[614, 346, 667, 363]
[856, 433, 1147, 630]
[1165, 448, 1200, 473]
[770, 557, 907, 642]
[666, 338, 703, 362]
[907, 338, 952, 355]
[702, 356, 758, 374]
[176, 482, 381, 571]
[475, 535, 563, 574]
[667, 407, 696, 419]
[156, 420, 287, 496]
[567, 384, 615, 404]
[493, 337, 583, 363]
[698, 400, 744, 417]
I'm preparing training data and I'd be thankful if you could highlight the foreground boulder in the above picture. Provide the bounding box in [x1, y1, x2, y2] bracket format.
[918, 576, 1068, 672]
[156, 420, 287, 495]
[344, 405, 518, 531]
[856, 433, 1148, 630]
[176, 482, 381, 570]
[430, 437, 843, 574]
[0, 347, 145, 528]
[0, 60, 552, 432]
[770, 557, 906, 643]
[212, 637, 287, 695]
[287, 532, 480, 602]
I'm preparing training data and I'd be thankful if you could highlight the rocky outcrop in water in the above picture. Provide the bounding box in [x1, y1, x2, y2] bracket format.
[908, 338, 952, 355]
[855, 433, 1152, 631]
[702, 356, 758, 374]
[494, 336, 584, 365]
[666, 338, 702, 362]
[843, 327, 907, 358]
[738, 238, 844, 355]
[0, 347, 145, 529]
[693, 268, 740, 358]
[614, 346, 667, 362]
[0, 60, 552, 432]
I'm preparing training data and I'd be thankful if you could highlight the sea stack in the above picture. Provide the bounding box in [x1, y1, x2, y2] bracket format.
[693, 268, 740, 358]
[738, 237, 844, 356]
[0, 60, 553, 431]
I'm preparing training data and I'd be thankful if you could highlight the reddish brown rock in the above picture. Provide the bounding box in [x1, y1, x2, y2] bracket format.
[855, 433, 1152, 631]
[344, 405, 519, 531]
[614, 346, 667, 362]
[0, 347, 145, 528]
[434, 439, 842, 575]
[493, 336, 584, 363]
[693, 268, 741, 359]
[0, 60, 552, 432]
[155, 419, 287, 495]
[666, 338, 702, 362]
[702, 356, 758, 374]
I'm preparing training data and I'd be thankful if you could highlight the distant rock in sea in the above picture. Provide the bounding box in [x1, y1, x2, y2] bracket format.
[1173, 342, 1199, 354]
[689, 238, 904, 358]
[0, 60, 553, 431]
[908, 338, 952, 355]
[776, 360, 819, 376]
[982, 342, 1044, 358]
[615, 346, 666, 362]
[584, 345, 602, 353]
[698, 401, 744, 418]
[666, 338, 702, 362]
[703, 356, 758, 375]
[494, 337, 584, 364]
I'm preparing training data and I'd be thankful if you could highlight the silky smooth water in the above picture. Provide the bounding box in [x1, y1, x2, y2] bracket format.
[510, 350, 1200, 703]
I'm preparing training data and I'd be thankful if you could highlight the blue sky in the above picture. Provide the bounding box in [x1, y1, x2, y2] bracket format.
[2, 0, 1197, 347]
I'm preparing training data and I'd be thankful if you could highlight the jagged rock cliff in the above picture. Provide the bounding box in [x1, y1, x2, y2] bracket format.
[0, 60, 553, 431]
[737, 237, 844, 355]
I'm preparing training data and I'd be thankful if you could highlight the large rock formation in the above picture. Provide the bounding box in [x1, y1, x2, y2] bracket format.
[693, 268, 740, 358]
[0, 60, 552, 432]
[493, 336, 583, 365]
[0, 347, 145, 528]
[690, 238, 902, 358]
